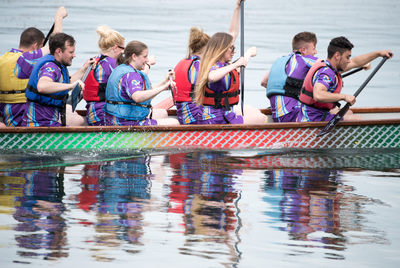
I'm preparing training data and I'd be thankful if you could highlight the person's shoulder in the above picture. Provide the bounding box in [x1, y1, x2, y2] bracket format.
[302, 54, 318, 60]
[21, 49, 43, 60]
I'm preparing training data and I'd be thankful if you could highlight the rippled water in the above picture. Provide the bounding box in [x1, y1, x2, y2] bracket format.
[1, 0, 400, 267]
[1, 149, 400, 267]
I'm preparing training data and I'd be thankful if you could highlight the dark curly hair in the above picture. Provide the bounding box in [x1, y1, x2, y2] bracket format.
[327, 36, 354, 59]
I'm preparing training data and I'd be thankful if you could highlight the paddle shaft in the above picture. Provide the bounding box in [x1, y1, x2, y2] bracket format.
[43, 23, 55, 46]
[168, 69, 176, 106]
[341, 67, 363, 78]
[352, 56, 390, 98]
[240, 0, 245, 116]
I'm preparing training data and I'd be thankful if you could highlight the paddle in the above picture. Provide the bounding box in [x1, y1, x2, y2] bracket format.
[71, 65, 92, 112]
[341, 67, 363, 78]
[43, 23, 55, 46]
[317, 55, 391, 137]
[168, 69, 176, 107]
[240, 0, 245, 116]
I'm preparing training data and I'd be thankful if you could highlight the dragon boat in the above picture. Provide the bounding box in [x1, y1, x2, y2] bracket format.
[0, 107, 399, 152]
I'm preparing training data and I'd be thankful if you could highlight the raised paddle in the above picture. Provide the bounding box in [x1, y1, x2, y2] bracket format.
[168, 69, 176, 107]
[240, 0, 245, 116]
[71, 65, 92, 112]
[317, 55, 391, 137]
[43, 23, 55, 46]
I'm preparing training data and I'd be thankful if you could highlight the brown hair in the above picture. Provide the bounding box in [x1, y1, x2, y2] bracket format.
[19, 27, 45, 48]
[292, 31, 317, 51]
[187, 27, 210, 58]
[49, 32, 75, 55]
[327, 36, 354, 59]
[117, 40, 148, 65]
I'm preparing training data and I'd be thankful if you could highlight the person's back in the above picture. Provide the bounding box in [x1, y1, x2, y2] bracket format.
[0, 28, 47, 126]
[173, 27, 209, 125]
[262, 32, 318, 122]
[0, 7, 67, 127]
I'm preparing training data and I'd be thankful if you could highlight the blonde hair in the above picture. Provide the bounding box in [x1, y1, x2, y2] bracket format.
[187, 27, 210, 58]
[117, 40, 148, 65]
[96, 25, 125, 51]
[194, 32, 233, 105]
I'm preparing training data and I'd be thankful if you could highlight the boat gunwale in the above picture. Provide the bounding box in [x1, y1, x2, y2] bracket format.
[1, 107, 399, 134]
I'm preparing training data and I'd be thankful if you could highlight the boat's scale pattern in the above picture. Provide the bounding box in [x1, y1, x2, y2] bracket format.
[1, 124, 399, 151]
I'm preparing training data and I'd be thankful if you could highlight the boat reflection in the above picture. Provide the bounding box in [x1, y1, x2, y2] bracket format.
[166, 151, 242, 265]
[263, 168, 388, 259]
[0, 149, 393, 265]
[77, 157, 153, 260]
[6, 168, 68, 261]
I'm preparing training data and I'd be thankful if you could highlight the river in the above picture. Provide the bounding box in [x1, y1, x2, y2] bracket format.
[0, 0, 400, 267]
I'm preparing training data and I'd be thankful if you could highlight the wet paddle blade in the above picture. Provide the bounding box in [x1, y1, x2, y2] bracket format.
[317, 103, 350, 137]
[71, 85, 82, 112]
[71, 66, 92, 112]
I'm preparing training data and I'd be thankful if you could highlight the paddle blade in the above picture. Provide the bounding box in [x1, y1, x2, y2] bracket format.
[317, 104, 350, 137]
[71, 84, 83, 112]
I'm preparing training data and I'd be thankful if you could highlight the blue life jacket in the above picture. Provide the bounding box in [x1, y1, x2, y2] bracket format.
[25, 54, 70, 107]
[266, 53, 304, 100]
[104, 64, 152, 121]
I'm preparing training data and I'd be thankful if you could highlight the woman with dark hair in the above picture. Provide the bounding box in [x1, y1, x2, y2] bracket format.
[104, 40, 179, 126]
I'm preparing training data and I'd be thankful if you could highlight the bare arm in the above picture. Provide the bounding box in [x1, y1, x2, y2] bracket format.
[41, 7, 68, 55]
[37, 76, 80, 94]
[228, 0, 244, 42]
[313, 82, 356, 105]
[131, 70, 175, 103]
[345, 50, 393, 71]
[208, 46, 256, 83]
[261, 70, 270, 88]
[70, 58, 95, 83]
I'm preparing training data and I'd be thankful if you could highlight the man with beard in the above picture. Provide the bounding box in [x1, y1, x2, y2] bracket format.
[298, 36, 392, 122]
[23, 33, 91, 126]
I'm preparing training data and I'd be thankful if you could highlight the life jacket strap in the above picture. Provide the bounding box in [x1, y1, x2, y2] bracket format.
[27, 84, 68, 101]
[0, 89, 26, 94]
[283, 76, 303, 99]
[106, 100, 152, 109]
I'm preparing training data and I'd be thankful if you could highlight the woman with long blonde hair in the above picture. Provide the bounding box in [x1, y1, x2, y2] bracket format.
[83, 25, 125, 126]
[172, 0, 248, 125]
[193, 31, 265, 124]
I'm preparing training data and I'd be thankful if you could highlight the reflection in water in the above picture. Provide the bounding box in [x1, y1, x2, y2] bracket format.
[263, 168, 389, 259]
[78, 157, 153, 261]
[9, 168, 68, 262]
[166, 152, 242, 265]
[0, 149, 397, 266]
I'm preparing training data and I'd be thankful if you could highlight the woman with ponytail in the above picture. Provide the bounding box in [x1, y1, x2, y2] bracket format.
[193, 1, 266, 125]
[104, 41, 179, 126]
[172, 27, 209, 124]
[173, 0, 252, 125]
[83, 25, 125, 126]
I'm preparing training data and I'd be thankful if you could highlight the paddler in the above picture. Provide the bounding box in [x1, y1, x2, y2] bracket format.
[0, 7, 67, 126]
[298, 36, 393, 122]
